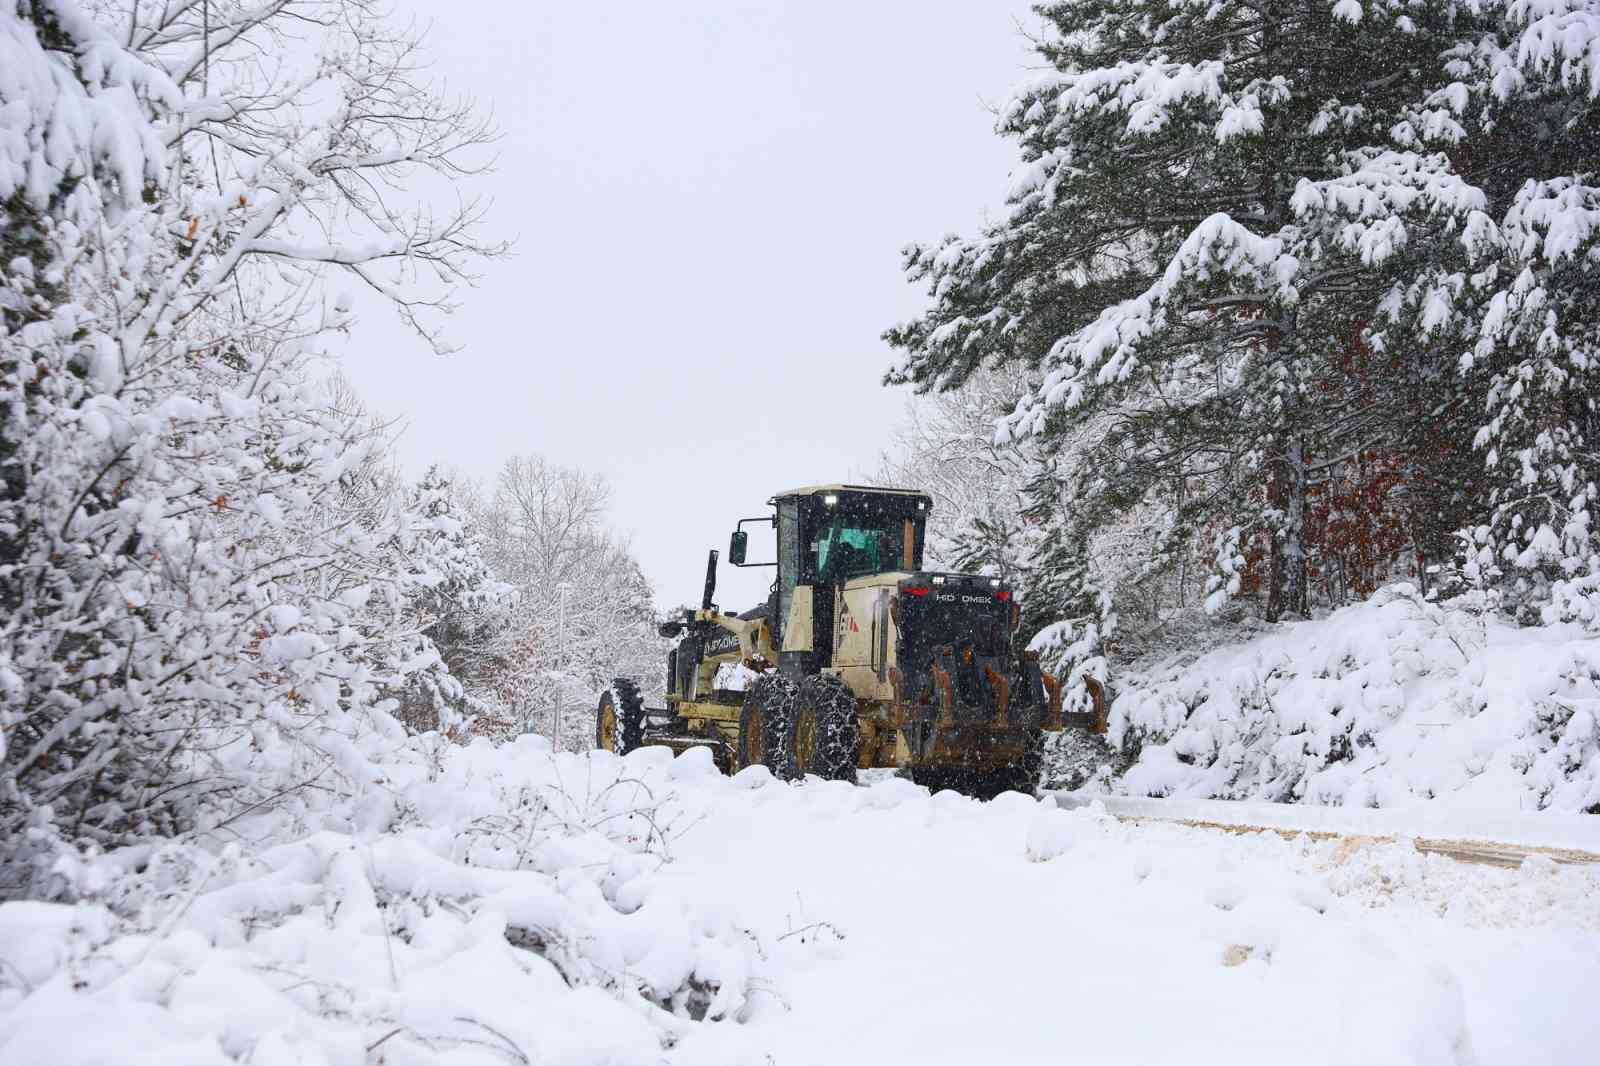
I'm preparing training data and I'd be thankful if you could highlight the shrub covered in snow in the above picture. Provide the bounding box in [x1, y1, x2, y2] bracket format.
[1107, 586, 1600, 812]
[0, 738, 773, 1066]
[0, 1, 503, 896]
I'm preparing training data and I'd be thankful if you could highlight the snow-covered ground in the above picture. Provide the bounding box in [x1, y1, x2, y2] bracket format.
[4, 740, 1595, 1066]
[1101, 585, 1600, 812]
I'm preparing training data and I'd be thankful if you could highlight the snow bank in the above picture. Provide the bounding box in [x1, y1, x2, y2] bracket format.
[0, 737, 773, 1066]
[1107, 585, 1600, 812]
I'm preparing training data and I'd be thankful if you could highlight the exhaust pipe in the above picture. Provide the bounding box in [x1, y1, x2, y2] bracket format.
[701, 549, 719, 611]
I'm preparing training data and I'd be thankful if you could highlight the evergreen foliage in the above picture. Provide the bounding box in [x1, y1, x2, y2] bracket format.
[886, 0, 1600, 649]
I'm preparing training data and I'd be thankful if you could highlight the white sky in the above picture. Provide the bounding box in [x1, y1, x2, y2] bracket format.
[336, 0, 1038, 611]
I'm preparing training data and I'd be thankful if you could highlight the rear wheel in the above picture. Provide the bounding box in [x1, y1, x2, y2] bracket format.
[611, 677, 645, 754]
[975, 730, 1046, 797]
[740, 674, 799, 776]
[912, 732, 1043, 799]
[1004, 729, 1046, 796]
[796, 674, 861, 783]
[909, 766, 964, 794]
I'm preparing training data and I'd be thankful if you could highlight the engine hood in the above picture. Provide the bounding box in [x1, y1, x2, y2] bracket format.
[841, 571, 915, 592]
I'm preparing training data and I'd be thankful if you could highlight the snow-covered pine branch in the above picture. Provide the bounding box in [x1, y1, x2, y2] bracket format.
[871, 363, 1044, 579]
[885, 0, 1600, 641]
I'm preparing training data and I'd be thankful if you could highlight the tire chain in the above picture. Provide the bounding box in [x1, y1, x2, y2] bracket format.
[911, 730, 1044, 799]
[1017, 728, 1045, 793]
[611, 677, 645, 754]
[744, 673, 800, 779]
[798, 674, 861, 783]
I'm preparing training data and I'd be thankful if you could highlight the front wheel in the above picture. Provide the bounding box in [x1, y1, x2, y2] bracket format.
[605, 677, 645, 754]
[595, 690, 618, 752]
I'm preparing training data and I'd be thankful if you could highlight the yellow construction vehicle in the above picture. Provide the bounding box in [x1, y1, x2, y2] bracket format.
[595, 485, 1106, 796]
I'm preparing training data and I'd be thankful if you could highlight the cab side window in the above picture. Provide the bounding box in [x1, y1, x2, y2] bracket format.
[775, 499, 801, 640]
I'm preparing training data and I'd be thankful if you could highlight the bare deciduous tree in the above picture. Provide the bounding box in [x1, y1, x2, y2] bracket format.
[462, 457, 665, 748]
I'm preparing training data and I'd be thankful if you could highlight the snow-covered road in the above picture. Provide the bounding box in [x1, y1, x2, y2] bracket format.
[4, 742, 1596, 1066]
[662, 764, 1599, 1066]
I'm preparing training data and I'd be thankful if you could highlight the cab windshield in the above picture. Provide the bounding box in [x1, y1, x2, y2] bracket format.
[811, 515, 906, 581]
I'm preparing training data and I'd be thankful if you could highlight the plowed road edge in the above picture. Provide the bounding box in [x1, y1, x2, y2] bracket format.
[1049, 794, 1600, 868]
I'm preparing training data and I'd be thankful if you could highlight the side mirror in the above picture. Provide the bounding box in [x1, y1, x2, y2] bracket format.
[728, 530, 748, 565]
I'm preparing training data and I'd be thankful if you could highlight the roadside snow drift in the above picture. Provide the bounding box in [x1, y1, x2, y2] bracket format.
[4, 739, 1597, 1065]
[1109, 585, 1600, 812]
[0, 738, 771, 1066]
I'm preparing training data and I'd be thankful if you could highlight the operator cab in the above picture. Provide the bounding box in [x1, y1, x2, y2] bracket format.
[728, 484, 931, 674]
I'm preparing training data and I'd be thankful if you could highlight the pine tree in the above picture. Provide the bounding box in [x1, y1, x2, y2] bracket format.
[1421, 0, 1600, 625]
[390, 468, 513, 734]
[886, 0, 1489, 622]
[1020, 465, 1119, 703]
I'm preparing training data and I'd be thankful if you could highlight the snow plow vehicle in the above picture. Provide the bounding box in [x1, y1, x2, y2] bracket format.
[596, 485, 1106, 797]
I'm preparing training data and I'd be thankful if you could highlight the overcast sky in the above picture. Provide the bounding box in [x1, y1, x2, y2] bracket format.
[336, 0, 1038, 611]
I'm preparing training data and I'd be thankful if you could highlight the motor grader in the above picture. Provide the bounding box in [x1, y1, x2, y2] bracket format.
[595, 485, 1106, 797]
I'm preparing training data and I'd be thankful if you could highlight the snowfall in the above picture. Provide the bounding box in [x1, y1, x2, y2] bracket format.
[2, 730, 1595, 1066]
